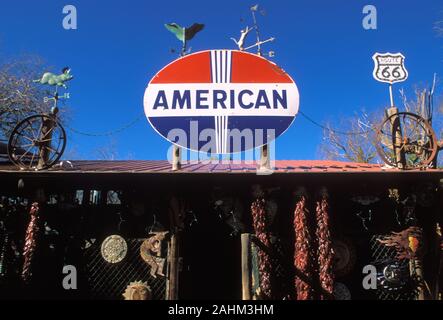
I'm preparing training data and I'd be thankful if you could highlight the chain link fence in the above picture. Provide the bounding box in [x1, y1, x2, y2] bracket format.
[84, 238, 166, 300]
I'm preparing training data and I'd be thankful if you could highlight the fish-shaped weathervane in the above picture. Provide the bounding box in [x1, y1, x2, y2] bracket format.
[165, 22, 205, 56]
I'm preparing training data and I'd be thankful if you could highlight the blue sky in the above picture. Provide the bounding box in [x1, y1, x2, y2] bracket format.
[1, 0, 442, 160]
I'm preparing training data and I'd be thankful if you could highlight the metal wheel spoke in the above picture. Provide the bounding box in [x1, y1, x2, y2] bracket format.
[18, 146, 33, 161]
[41, 126, 55, 140]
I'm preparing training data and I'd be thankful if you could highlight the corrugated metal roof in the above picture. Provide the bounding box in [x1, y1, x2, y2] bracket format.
[0, 160, 442, 174]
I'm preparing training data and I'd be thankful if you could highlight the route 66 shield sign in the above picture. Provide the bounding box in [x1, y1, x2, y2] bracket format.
[372, 52, 408, 84]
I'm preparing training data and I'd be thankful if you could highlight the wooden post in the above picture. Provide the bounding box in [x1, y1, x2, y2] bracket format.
[172, 145, 181, 171]
[167, 231, 179, 300]
[409, 258, 425, 300]
[241, 233, 252, 300]
[37, 115, 55, 170]
[257, 144, 271, 174]
[386, 107, 405, 169]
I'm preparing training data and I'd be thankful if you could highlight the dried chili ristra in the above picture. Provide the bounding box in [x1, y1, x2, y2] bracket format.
[21, 202, 40, 284]
[315, 196, 334, 299]
[294, 195, 314, 300]
[251, 197, 272, 299]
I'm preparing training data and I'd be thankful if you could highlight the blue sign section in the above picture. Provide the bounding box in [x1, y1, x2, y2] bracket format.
[143, 50, 300, 153]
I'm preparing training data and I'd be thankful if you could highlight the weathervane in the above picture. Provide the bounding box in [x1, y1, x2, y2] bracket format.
[165, 22, 205, 56]
[232, 4, 275, 57]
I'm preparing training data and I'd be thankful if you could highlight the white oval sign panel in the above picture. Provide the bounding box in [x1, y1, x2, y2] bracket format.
[144, 50, 299, 153]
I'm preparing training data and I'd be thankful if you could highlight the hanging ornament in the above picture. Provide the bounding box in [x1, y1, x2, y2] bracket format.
[21, 202, 40, 283]
[122, 281, 152, 300]
[140, 231, 168, 278]
[315, 192, 334, 299]
[251, 197, 272, 299]
[100, 235, 127, 264]
[293, 194, 314, 300]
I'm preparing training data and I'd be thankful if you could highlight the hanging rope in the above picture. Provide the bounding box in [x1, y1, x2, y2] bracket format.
[293, 194, 314, 300]
[21, 202, 40, 284]
[251, 197, 272, 299]
[315, 192, 334, 299]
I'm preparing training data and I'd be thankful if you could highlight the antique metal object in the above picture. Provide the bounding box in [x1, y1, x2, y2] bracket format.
[140, 232, 168, 278]
[231, 26, 252, 51]
[101, 235, 128, 264]
[7, 68, 72, 170]
[376, 112, 438, 169]
[33, 67, 73, 88]
[165, 22, 204, 56]
[333, 282, 351, 300]
[333, 238, 356, 278]
[122, 281, 152, 300]
[7, 114, 66, 170]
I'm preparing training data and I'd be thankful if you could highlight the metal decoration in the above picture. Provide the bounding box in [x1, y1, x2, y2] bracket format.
[333, 282, 351, 300]
[100, 235, 128, 264]
[352, 195, 379, 231]
[232, 4, 275, 56]
[140, 232, 168, 278]
[122, 281, 152, 300]
[165, 22, 204, 56]
[374, 259, 420, 294]
[213, 197, 244, 237]
[231, 26, 252, 51]
[7, 68, 72, 170]
[377, 227, 424, 260]
[333, 238, 356, 278]
[376, 112, 438, 169]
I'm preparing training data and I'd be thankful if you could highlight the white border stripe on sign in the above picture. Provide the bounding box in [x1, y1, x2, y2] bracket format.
[211, 50, 232, 153]
[210, 50, 232, 84]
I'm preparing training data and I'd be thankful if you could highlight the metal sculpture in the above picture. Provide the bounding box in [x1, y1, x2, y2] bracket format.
[7, 68, 71, 170]
[375, 111, 438, 169]
[165, 22, 205, 56]
[140, 231, 168, 278]
[232, 4, 275, 56]
[33, 67, 73, 88]
[100, 235, 128, 264]
[231, 26, 252, 51]
[122, 281, 152, 300]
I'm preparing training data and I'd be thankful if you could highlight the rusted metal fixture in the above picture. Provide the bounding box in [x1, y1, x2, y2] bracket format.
[376, 111, 438, 170]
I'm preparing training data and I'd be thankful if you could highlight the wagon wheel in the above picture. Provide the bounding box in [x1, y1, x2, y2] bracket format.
[376, 112, 437, 169]
[7, 114, 66, 170]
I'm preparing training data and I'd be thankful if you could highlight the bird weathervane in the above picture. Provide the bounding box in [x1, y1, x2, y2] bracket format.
[165, 22, 205, 56]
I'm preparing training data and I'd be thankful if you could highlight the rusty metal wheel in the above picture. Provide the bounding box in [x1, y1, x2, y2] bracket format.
[7, 114, 66, 170]
[376, 112, 437, 169]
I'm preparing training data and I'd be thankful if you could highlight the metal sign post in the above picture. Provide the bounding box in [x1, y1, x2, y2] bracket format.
[372, 52, 409, 168]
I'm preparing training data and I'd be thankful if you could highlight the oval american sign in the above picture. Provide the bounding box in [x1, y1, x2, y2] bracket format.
[144, 50, 299, 153]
